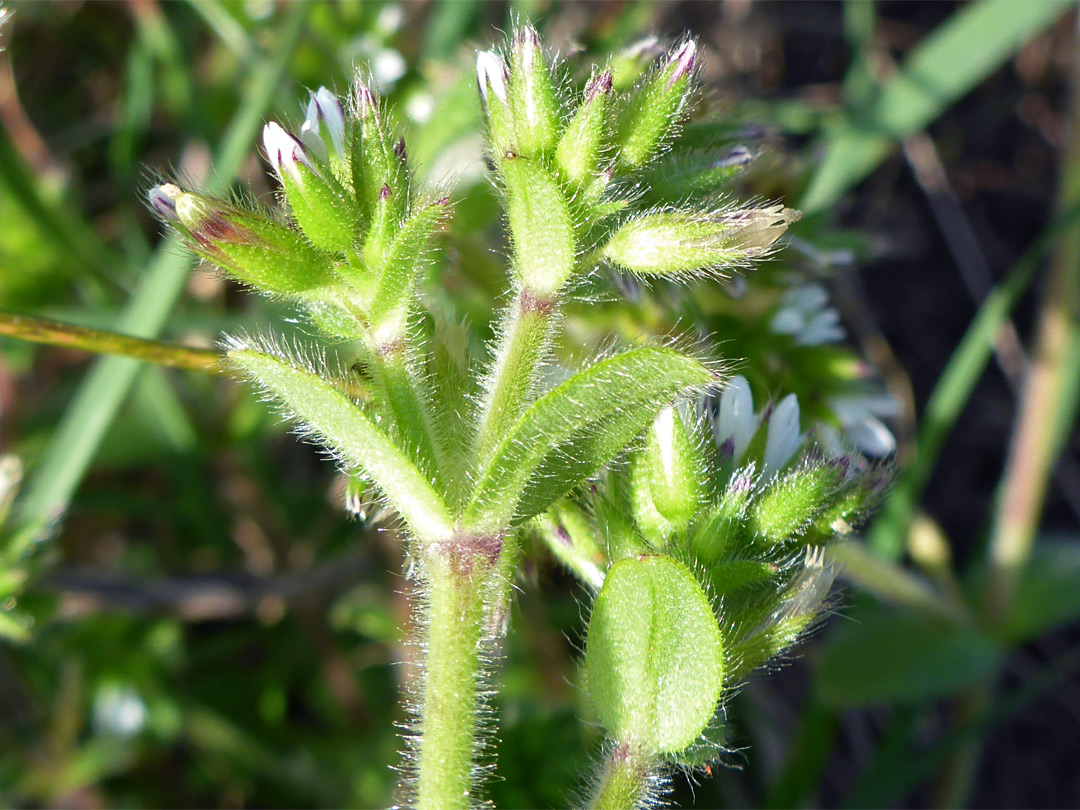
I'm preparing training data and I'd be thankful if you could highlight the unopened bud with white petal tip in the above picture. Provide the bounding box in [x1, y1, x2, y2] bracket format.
[300, 87, 347, 166]
[148, 183, 333, 296]
[508, 26, 559, 158]
[630, 404, 706, 543]
[263, 120, 358, 254]
[351, 81, 406, 223]
[601, 204, 800, 278]
[614, 38, 699, 170]
[263, 121, 314, 187]
[476, 49, 514, 157]
[556, 68, 612, 188]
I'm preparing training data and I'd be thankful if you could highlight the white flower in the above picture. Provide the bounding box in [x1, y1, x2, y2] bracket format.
[770, 284, 846, 346]
[763, 393, 803, 477]
[714, 375, 756, 462]
[93, 685, 147, 737]
[829, 394, 899, 457]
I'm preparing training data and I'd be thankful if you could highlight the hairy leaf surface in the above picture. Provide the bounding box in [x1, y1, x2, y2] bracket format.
[464, 346, 713, 532]
[230, 347, 452, 542]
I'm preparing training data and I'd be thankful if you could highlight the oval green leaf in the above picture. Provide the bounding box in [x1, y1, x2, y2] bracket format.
[586, 555, 724, 755]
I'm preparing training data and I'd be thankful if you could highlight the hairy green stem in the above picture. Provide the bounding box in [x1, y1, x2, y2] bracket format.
[472, 288, 556, 470]
[0, 310, 225, 373]
[416, 544, 496, 810]
[587, 742, 656, 810]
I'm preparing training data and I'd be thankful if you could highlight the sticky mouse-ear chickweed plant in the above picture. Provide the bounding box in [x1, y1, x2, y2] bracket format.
[139, 27, 882, 810]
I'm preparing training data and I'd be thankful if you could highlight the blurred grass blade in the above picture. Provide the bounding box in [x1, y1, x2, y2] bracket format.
[868, 199, 1080, 558]
[801, 0, 1071, 213]
[15, 5, 310, 545]
[0, 311, 224, 373]
[814, 607, 1000, 707]
[0, 127, 118, 291]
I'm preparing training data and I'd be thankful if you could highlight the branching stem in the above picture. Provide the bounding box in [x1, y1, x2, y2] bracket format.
[472, 287, 557, 470]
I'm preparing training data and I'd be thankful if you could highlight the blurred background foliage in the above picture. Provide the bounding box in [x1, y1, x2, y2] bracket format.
[1, 1, 1079, 807]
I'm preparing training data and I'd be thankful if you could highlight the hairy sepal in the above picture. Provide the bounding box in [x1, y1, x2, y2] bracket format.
[463, 346, 715, 534]
[228, 344, 452, 543]
[502, 156, 576, 298]
[367, 198, 450, 343]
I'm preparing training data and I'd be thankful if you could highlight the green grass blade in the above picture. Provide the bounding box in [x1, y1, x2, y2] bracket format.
[868, 200, 1080, 558]
[15, 5, 310, 542]
[0, 310, 224, 373]
[801, 0, 1071, 213]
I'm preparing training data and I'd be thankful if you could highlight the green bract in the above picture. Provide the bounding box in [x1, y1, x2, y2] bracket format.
[586, 555, 724, 755]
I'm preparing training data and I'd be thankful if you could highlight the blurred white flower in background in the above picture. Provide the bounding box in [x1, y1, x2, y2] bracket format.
[770, 283, 846, 346]
[93, 685, 148, 737]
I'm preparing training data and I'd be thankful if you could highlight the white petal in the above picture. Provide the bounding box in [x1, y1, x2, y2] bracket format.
[476, 50, 507, 104]
[770, 307, 804, 335]
[764, 393, 802, 476]
[796, 308, 844, 345]
[262, 121, 310, 185]
[847, 414, 896, 457]
[717, 375, 755, 460]
[654, 405, 676, 483]
[314, 87, 346, 154]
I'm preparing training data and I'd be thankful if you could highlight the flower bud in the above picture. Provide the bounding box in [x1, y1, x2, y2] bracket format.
[351, 82, 406, 223]
[555, 68, 612, 187]
[149, 183, 333, 296]
[601, 205, 799, 277]
[501, 156, 575, 297]
[299, 87, 347, 167]
[630, 405, 705, 542]
[507, 26, 560, 158]
[476, 49, 515, 157]
[263, 121, 359, 254]
[148, 184, 179, 221]
[750, 462, 841, 544]
[763, 393, 803, 477]
[614, 39, 698, 170]
[714, 375, 756, 464]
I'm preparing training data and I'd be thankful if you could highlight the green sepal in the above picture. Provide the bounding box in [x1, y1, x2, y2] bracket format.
[604, 209, 781, 278]
[367, 198, 450, 343]
[279, 163, 359, 254]
[709, 559, 778, 596]
[638, 147, 752, 205]
[750, 462, 842, 544]
[502, 156, 576, 297]
[630, 406, 704, 537]
[508, 27, 561, 159]
[351, 86, 407, 222]
[534, 504, 607, 590]
[172, 191, 334, 295]
[586, 555, 724, 755]
[613, 40, 697, 170]
[688, 468, 755, 565]
[555, 69, 612, 188]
